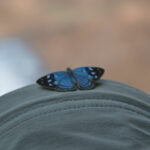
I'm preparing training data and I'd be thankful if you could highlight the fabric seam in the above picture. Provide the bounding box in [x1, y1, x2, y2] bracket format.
[0, 104, 150, 139]
[0, 96, 149, 128]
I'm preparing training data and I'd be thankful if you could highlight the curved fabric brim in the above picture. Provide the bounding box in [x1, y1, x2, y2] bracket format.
[0, 79, 150, 150]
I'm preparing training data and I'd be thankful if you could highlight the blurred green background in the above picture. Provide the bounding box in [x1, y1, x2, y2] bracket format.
[0, 0, 150, 93]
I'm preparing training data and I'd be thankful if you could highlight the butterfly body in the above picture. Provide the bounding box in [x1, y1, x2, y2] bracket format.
[37, 67, 104, 91]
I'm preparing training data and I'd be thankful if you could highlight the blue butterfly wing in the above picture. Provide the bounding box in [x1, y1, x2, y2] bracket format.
[37, 72, 76, 91]
[73, 67, 104, 89]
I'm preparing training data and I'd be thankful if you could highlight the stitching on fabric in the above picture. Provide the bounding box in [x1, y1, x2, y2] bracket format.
[0, 104, 149, 139]
[0, 96, 149, 128]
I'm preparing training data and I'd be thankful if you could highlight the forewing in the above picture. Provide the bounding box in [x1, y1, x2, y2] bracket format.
[37, 71, 76, 91]
[73, 67, 104, 89]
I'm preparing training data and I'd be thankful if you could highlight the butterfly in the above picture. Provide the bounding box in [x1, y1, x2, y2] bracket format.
[36, 67, 105, 91]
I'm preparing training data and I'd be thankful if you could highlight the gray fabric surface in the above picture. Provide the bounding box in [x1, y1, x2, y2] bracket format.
[0, 79, 150, 150]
